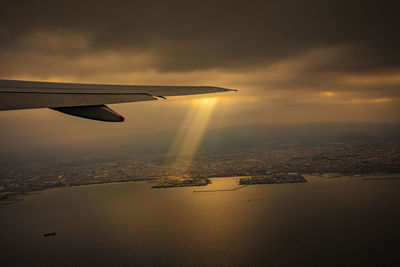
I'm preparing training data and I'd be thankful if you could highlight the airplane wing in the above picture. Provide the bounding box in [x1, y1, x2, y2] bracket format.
[0, 79, 235, 122]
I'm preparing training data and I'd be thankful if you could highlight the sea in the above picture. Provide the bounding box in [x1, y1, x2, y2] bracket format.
[1, 175, 400, 266]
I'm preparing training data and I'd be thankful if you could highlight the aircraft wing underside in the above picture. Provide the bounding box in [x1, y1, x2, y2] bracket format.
[0, 79, 235, 122]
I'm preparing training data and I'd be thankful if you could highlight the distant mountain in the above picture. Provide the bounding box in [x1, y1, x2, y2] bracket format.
[1, 122, 399, 167]
[199, 122, 400, 151]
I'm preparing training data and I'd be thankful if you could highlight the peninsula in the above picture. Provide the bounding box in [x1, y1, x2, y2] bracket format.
[239, 172, 307, 185]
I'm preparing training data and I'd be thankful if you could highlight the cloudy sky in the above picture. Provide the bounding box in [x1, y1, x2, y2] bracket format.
[0, 0, 399, 149]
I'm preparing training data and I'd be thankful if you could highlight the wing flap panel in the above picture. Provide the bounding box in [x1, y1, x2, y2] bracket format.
[51, 105, 125, 122]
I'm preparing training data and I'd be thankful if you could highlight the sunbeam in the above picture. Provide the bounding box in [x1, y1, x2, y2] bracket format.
[168, 97, 218, 176]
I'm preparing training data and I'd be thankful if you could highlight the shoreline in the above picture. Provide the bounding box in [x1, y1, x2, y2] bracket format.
[0, 178, 156, 204]
[363, 177, 400, 181]
[2, 173, 400, 204]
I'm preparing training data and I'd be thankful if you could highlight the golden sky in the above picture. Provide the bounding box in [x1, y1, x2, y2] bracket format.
[0, 0, 399, 148]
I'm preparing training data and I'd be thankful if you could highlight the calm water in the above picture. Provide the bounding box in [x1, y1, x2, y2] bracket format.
[1, 176, 400, 266]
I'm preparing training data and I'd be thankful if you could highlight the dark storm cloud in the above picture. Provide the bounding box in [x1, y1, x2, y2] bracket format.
[1, 0, 399, 72]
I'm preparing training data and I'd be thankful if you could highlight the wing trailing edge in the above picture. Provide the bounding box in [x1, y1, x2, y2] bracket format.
[0, 79, 236, 122]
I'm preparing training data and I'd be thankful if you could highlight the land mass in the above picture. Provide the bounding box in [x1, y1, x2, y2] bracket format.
[240, 173, 307, 185]
[1, 123, 400, 199]
[152, 178, 210, 188]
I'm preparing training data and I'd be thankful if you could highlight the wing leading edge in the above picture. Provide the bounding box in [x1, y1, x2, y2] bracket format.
[0, 79, 236, 122]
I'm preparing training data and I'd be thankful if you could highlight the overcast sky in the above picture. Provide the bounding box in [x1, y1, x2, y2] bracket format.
[0, 0, 399, 149]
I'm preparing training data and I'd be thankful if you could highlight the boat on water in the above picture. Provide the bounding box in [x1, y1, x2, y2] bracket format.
[43, 232, 56, 238]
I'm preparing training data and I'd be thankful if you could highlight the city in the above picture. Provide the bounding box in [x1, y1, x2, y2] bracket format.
[1, 141, 399, 202]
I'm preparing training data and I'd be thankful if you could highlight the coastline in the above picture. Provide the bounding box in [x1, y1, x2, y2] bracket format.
[0, 178, 156, 204]
[2, 173, 400, 205]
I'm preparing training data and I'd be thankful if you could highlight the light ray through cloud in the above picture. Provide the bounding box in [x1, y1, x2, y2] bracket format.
[168, 97, 218, 176]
